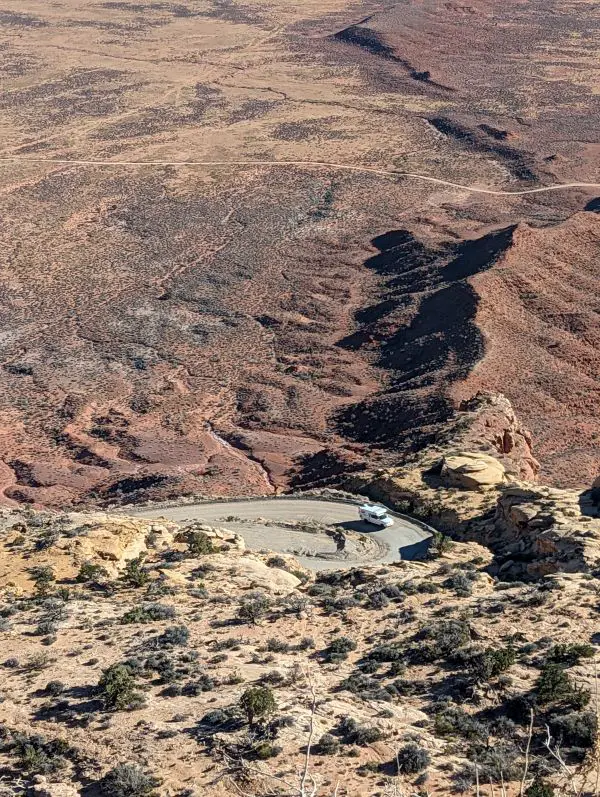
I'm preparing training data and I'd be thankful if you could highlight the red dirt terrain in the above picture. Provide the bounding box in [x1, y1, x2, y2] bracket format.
[0, 0, 598, 506]
[452, 212, 600, 488]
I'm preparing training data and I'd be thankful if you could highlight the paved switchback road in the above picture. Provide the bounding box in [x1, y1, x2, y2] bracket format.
[131, 498, 433, 571]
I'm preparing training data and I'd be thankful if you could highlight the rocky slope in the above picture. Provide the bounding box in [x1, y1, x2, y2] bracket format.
[452, 212, 600, 488]
[350, 392, 600, 580]
[2, 500, 600, 797]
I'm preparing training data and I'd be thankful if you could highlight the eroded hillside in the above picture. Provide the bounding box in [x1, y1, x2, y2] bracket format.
[0, 0, 599, 505]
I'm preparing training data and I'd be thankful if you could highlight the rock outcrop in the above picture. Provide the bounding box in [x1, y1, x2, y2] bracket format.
[484, 483, 600, 579]
[441, 452, 506, 490]
[348, 392, 600, 580]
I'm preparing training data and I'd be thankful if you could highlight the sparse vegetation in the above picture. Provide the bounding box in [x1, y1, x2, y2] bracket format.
[240, 686, 276, 726]
[100, 763, 159, 796]
[98, 663, 145, 711]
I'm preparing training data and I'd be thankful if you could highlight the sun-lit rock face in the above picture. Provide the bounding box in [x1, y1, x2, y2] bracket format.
[441, 452, 507, 490]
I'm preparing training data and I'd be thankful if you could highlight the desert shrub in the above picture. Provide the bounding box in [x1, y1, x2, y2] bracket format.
[98, 663, 144, 711]
[260, 670, 285, 686]
[35, 618, 58, 636]
[200, 709, 231, 726]
[10, 732, 72, 775]
[186, 531, 215, 556]
[395, 742, 430, 774]
[411, 620, 471, 663]
[365, 644, 404, 663]
[452, 645, 516, 681]
[267, 556, 287, 569]
[240, 686, 276, 726]
[45, 680, 65, 696]
[237, 592, 271, 625]
[536, 663, 590, 707]
[252, 741, 281, 759]
[337, 716, 383, 746]
[101, 763, 159, 796]
[360, 660, 381, 674]
[307, 583, 335, 598]
[29, 566, 55, 596]
[321, 596, 361, 615]
[323, 636, 357, 663]
[76, 562, 109, 583]
[316, 733, 340, 755]
[549, 710, 597, 748]
[525, 779, 555, 797]
[444, 571, 475, 597]
[367, 591, 390, 610]
[266, 637, 290, 653]
[297, 636, 315, 650]
[120, 603, 176, 624]
[182, 674, 216, 695]
[429, 530, 455, 558]
[547, 643, 595, 667]
[338, 673, 392, 702]
[213, 636, 243, 651]
[465, 741, 521, 783]
[157, 625, 189, 647]
[122, 556, 150, 588]
[434, 705, 489, 741]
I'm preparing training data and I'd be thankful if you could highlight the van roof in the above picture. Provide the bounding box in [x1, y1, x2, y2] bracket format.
[360, 504, 388, 516]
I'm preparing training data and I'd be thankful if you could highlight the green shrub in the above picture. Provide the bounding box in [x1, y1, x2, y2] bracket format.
[434, 705, 489, 741]
[536, 663, 590, 707]
[76, 562, 109, 583]
[337, 716, 383, 746]
[10, 732, 72, 775]
[365, 644, 404, 663]
[267, 556, 287, 569]
[237, 592, 271, 624]
[45, 680, 65, 696]
[429, 531, 455, 558]
[29, 566, 55, 596]
[411, 619, 471, 663]
[101, 763, 159, 796]
[395, 741, 430, 774]
[316, 733, 340, 755]
[525, 779, 555, 797]
[549, 710, 597, 748]
[186, 531, 215, 556]
[120, 603, 176, 624]
[239, 686, 276, 726]
[122, 556, 150, 588]
[98, 664, 144, 711]
[157, 625, 189, 647]
[266, 637, 290, 653]
[454, 645, 516, 681]
[252, 741, 281, 759]
[547, 643, 595, 667]
[323, 636, 357, 663]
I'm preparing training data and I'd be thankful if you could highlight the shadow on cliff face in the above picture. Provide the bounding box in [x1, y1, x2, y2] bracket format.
[333, 225, 517, 452]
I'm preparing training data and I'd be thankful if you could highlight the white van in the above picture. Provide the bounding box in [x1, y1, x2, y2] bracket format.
[358, 503, 394, 528]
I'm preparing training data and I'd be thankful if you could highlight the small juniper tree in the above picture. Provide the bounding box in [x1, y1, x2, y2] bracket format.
[237, 592, 271, 625]
[98, 663, 144, 711]
[122, 555, 150, 588]
[239, 686, 276, 727]
[29, 566, 55, 596]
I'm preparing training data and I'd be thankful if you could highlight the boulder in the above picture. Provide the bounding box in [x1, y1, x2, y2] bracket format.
[208, 553, 301, 594]
[441, 452, 506, 490]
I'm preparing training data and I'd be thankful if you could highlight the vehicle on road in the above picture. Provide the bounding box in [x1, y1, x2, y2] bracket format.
[358, 503, 394, 528]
